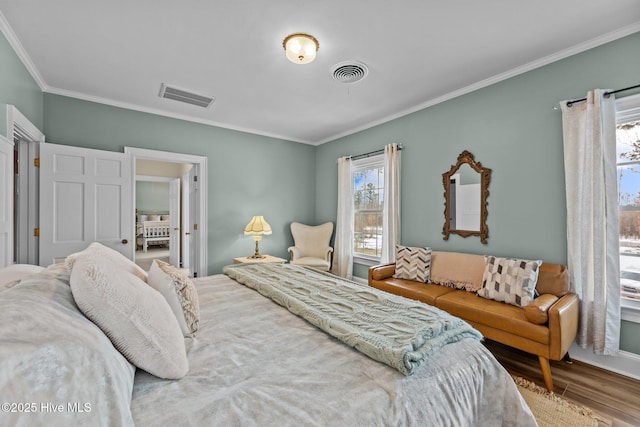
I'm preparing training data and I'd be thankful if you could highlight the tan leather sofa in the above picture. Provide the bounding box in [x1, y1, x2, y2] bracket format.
[368, 251, 579, 392]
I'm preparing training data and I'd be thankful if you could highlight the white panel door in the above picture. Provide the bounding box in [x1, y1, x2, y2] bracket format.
[169, 178, 180, 266]
[0, 137, 13, 267]
[40, 143, 133, 266]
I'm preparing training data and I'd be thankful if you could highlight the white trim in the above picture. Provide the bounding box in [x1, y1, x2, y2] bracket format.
[0, 11, 47, 91]
[6, 105, 45, 143]
[617, 95, 640, 323]
[616, 92, 640, 125]
[352, 155, 385, 262]
[3, 7, 638, 146]
[569, 343, 640, 381]
[135, 175, 173, 183]
[353, 255, 380, 267]
[315, 22, 640, 145]
[45, 87, 315, 145]
[0, 134, 13, 267]
[7, 105, 44, 265]
[621, 298, 640, 323]
[352, 153, 384, 170]
[125, 147, 208, 277]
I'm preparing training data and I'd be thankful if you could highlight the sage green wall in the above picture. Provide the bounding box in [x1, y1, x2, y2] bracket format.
[136, 181, 170, 213]
[315, 32, 640, 350]
[316, 31, 640, 274]
[0, 31, 43, 137]
[43, 94, 316, 274]
[3, 26, 639, 353]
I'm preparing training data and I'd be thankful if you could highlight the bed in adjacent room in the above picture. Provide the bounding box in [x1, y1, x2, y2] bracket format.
[0, 245, 536, 427]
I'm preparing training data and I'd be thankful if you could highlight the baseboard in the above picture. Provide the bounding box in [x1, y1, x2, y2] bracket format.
[569, 343, 640, 381]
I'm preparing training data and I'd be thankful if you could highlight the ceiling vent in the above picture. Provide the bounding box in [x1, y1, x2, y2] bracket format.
[159, 84, 215, 108]
[331, 61, 369, 84]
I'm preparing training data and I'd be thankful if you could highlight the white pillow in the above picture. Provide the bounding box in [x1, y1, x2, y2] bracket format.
[0, 264, 46, 288]
[69, 254, 188, 379]
[478, 256, 542, 307]
[65, 242, 148, 281]
[148, 260, 200, 337]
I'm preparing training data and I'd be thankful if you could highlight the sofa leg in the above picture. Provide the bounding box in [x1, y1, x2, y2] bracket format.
[563, 352, 573, 364]
[538, 356, 554, 392]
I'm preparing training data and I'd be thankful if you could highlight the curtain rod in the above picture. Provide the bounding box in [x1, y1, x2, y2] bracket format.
[565, 83, 640, 107]
[349, 144, 403, 161]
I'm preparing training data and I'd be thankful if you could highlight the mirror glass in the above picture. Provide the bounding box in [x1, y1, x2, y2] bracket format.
[442, 151, 491, 243]
[448, 163, 481, 232]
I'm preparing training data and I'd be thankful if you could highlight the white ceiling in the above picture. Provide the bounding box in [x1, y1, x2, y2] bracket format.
[1, 1, 640, 145]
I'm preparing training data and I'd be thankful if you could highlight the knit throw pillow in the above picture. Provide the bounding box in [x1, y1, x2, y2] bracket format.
[393, 245, 432, 282]
[148, 260, 200, 337]
[478, 256, 542, 307]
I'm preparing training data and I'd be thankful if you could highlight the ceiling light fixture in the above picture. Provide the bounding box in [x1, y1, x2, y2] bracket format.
[282, 33, 319, 65]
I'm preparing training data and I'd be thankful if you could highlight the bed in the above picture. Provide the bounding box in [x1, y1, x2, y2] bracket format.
[136, 213, 170, 252]
[0, 246, 536, 427]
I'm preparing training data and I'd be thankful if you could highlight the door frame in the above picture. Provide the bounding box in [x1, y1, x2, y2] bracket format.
[7, 105, 45, 265]
[0, 135, 13, 267]
[125, 147, 208, 277]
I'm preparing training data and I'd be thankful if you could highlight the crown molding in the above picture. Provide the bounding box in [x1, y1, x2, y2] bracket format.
[0, 10, 47, 91]
[316, 22, 640, 145]
[44, 86, 315, 145]
[1, 6, 638, 146]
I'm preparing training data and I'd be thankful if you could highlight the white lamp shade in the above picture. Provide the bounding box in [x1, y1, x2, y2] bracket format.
[244, 216, 272, 236]
[283, 33, 319, 65]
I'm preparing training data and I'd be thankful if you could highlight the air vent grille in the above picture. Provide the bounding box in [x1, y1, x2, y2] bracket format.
[331, 61, 369, 84]
[159, 84, 215, 108]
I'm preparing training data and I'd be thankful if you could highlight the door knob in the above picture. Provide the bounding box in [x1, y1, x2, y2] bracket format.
[185, 232, 191, 235]
[121, 239, 128, 244]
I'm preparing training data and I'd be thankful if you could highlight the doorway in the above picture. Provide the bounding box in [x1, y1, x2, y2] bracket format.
[134, 162, 190, 271]
[7, 105, 44, 266]
[126, 147, 208, 278]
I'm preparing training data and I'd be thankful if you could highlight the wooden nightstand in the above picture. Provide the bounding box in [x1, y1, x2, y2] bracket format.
[233, 255, 287, 264]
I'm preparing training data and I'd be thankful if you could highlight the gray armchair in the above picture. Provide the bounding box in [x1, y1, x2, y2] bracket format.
[288, 222, 334, 271]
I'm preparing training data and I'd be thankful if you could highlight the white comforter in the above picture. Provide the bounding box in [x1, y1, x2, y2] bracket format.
[0, 266, 536, 427]
[131, 274, 537, 427]
[0, 264, 135, 426]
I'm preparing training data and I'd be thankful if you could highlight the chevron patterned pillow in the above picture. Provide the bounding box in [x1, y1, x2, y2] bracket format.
[393, 244, 432, 282]
[477, 256, 542, 307]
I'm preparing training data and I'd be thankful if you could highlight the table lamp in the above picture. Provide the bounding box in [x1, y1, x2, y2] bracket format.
[244, 215, 272, 259]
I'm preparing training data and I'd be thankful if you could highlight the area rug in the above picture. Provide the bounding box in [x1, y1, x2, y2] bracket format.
[513, 376, 605, 427]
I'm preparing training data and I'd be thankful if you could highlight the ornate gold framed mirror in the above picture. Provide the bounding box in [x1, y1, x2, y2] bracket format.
[442, 150, 491, 244]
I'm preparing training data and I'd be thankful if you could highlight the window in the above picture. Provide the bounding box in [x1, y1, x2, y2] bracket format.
[616, 93, 640, 320]
[352, 155, 384, 260]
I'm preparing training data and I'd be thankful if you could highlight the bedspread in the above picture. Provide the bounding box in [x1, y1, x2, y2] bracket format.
[0, 264, 135, 427]
[131, 273, 536, 427]
[223, 263, 483, 375]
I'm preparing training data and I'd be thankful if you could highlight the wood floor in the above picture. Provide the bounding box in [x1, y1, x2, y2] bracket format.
[483, 340, 640, 426]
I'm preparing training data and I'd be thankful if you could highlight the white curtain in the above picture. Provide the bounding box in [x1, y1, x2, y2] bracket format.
[381, 143, 401, 264]
[332, 157, 353, 279]
[561, 89, 620, 355]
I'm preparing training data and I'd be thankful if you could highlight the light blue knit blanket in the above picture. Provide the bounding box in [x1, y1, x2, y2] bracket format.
[223, 263, 482, 375]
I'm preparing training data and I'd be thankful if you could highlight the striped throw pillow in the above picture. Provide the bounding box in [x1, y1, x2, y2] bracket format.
[393, 244, 432, 282]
